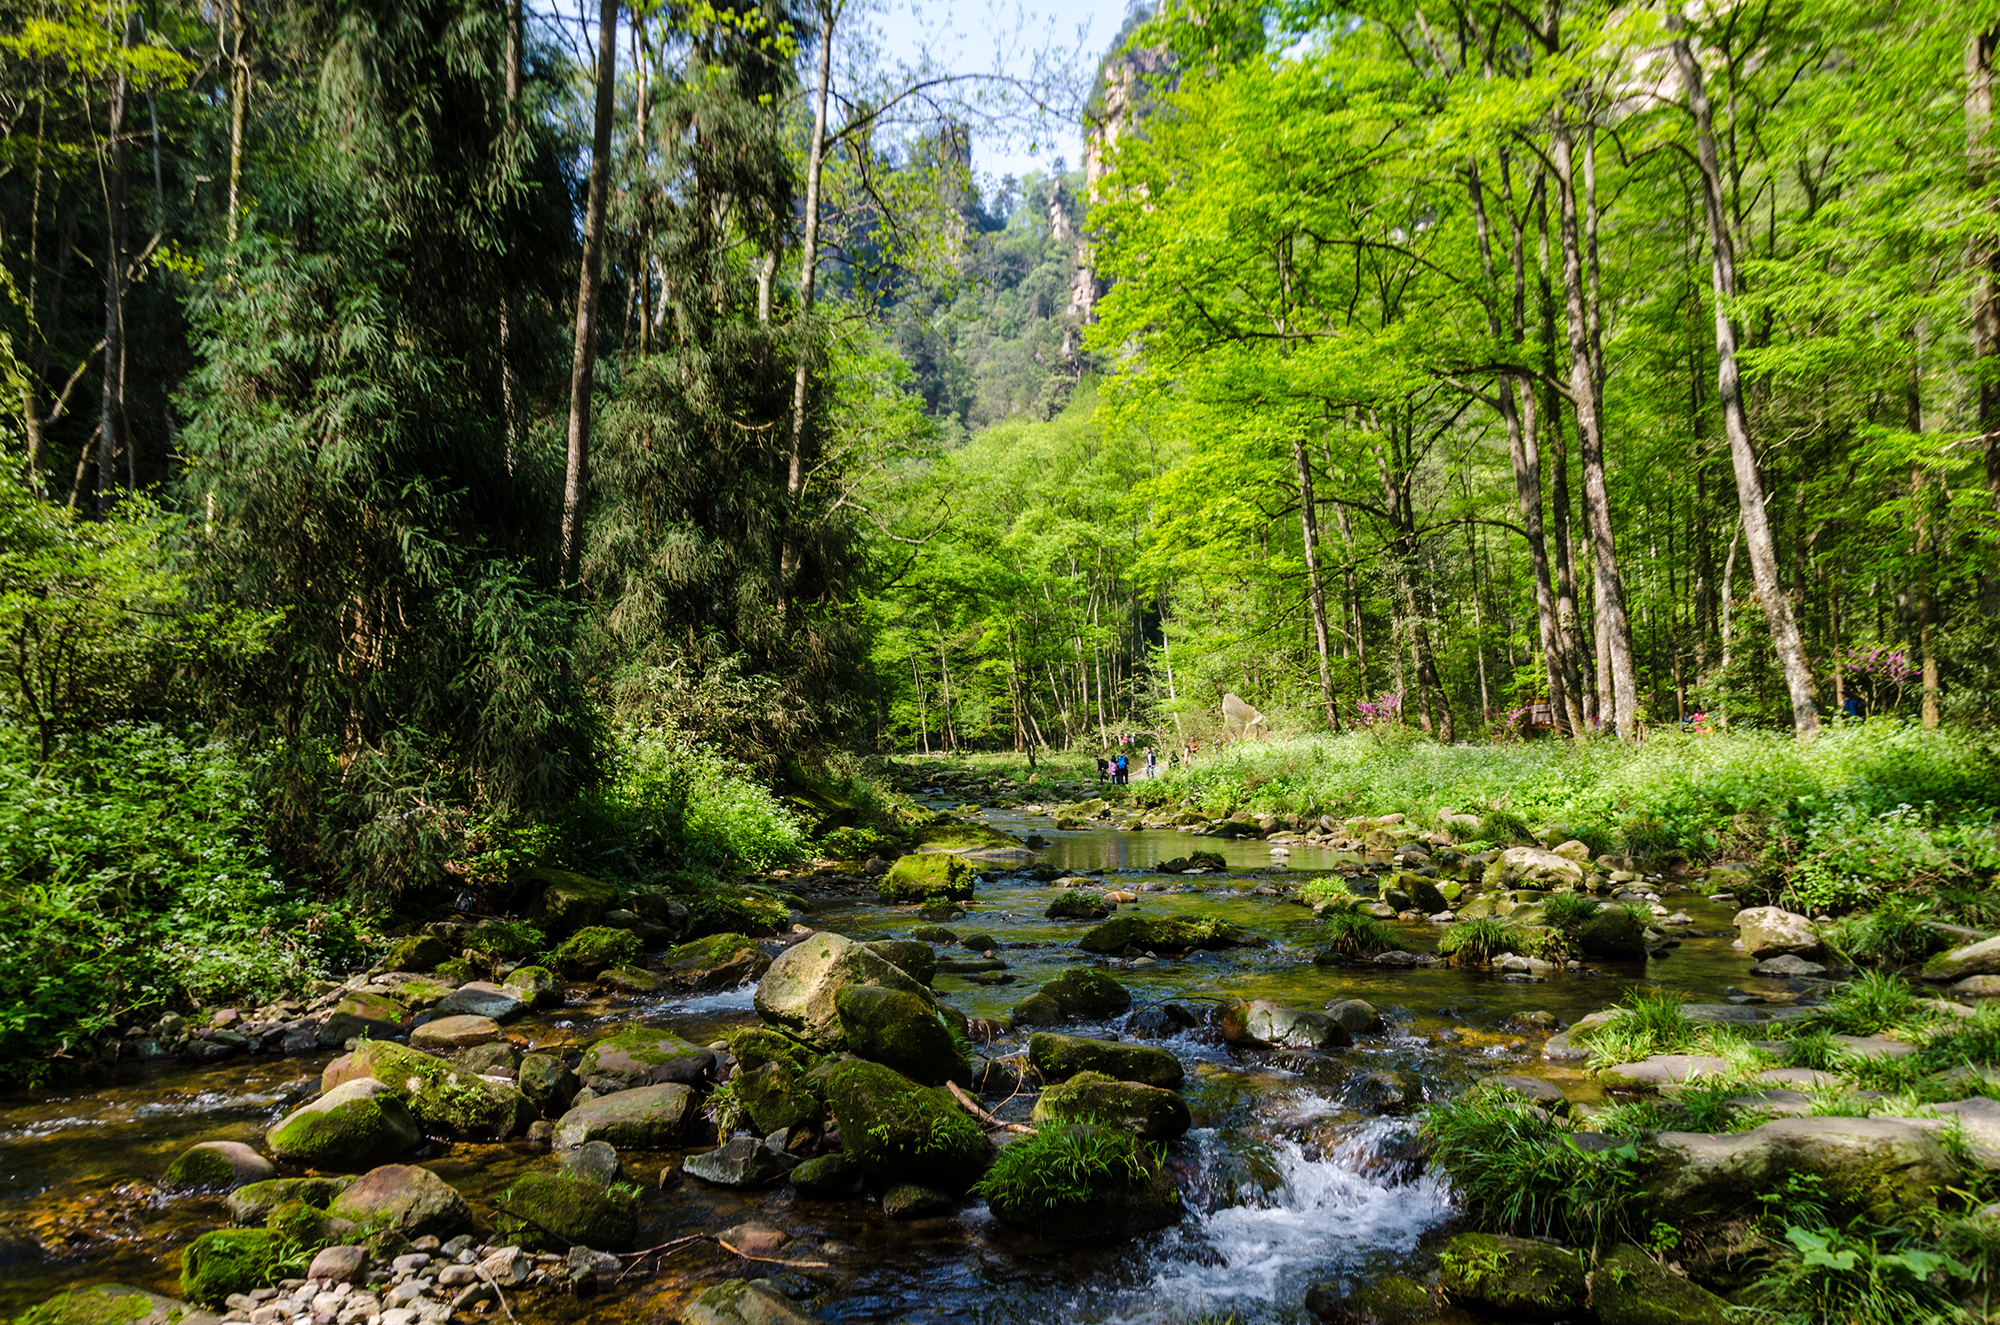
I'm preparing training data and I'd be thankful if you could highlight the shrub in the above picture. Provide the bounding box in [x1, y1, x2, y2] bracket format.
[1542, 893, 1602, 929]
[1420, 1093, 1641, 1247]
[972, 1122, 1155, 1214]
[567, 729, 807, 877]
[1745, 1223, 1970, 1325]
[463, 920, 546, 963]
[1480, 809, 1534, 844]
[1314, 910, 1403, 959]
[1438, 918, 1510, 966]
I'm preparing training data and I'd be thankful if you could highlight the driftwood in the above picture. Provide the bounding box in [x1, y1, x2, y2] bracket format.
[948, 1079, 1031, 1133]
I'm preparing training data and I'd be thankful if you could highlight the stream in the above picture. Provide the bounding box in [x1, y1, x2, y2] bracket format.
[0, 803, 1789, 1323]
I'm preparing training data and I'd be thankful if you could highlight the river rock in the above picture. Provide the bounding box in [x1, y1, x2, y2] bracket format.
[683, 1278, 820, 1325]
[548, 925, 642, 978]
[15, 1284, 221, 1325]
[525, 867, 619, 938]
[1589, 1242, 1731, 1325]
[433, 981, 527, 1021]
[835, 984, 969, 1087]
[554, 1083, 697, 1149]
[1751, 953, 1827, 977]
[329, 1040, 537, 1140]
[754, 931, 932, 1048]
[1009, 992, 1066, 1027]
[228, 1176, 351, 1226]
[1542, 1009, 1620, 1062]
[685, 1135, 797, 1188]
[863, 940, 938, 986]
[660, 932, 772, 991]
[500, 965, 564, 1010]
[1078, 913, 1255, 955]
[518, 1053, 580, 1118]
[789, 1151, 866, 1199]
[306, 1243, 368, 1283]
[1952, 974, 2000, 997]
[1579, 907, 1649, 960]
[1039, 968, 1133, 1018]
[823, 1060, 990, 1192]
[578, 1024, 716, 1091]
[597, 964, 662, 993]
[1485, 847, 1586, 890]
[1323, 999, 1384, 1034]
[982, 1123, 1181, 1240]
[1923, 933, 2000, 982]
[1898, 1096, 2000, 1169]
[1733, 906, 1822, 959]
[493, 1170, 638, 1251]
[315, 989, 413, 1046]
[1028, 1031, 1184, 1089]
[736, 1061, 820, 1135]
[328, 1164, 471, 1240]
[560, 1140, 624, 1186]
[1438, 1232, 1586, 1316]
[882, 1182, 955, 1218]
[1031, 1070, 1191, 1140]
[267, 1077, 422, 1169]
[378, 934, 451, 974]
[410, 1013, 501, 1051]
[1222, 1000, 1352, 1052]
[1475, 1074, 1570, 1114]
[1598, 1055, 1738, 1091]
[1644, 1116, 1958, 1220]
[1303, 1274, 1434, 1325]
[879, 852, 976, 904]
[162, 1140, 277, 1192]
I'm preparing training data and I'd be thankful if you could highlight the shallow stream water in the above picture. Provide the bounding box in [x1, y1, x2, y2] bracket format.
[0, 805, 1792, 1323]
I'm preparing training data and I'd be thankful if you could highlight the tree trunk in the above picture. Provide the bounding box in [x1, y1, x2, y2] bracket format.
[560, 0, 620, 586]
[1674, 30, 1821, 737]
[97, 17, 132, 514]
[500, 0, 523, 470]
[782, 2, 837, 587]
[225, 0, 248, 245]
[1294, 436, 1340, 728]
[1970, 26, 2000, 533]
[1333, 501, 1369, 697]
[1553, 112, 1638, 737]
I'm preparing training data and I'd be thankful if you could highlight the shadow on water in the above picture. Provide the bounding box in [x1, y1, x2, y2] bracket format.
[0, 804, 1785, 1323]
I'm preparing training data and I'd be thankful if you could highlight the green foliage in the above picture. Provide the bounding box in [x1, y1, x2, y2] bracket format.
[462, 920, 545, 963]
[1810, 972, 1936, 1038]
[1314, 910, 1402, 959]
[1420, 1093, 1641, 1247]
[817, 825, 891, 858]
[1542, 893, 1602, 929]
[567, 729, 808, 879]
[1479, 809, 1534, 845]
[1822, 895, 1952, 968]
[1746, 1222, 1970, 1325]
[1438, 918, 1510, 966]
[971, 1122, 1154, 1214]
[1580, 989, 1707, 1069]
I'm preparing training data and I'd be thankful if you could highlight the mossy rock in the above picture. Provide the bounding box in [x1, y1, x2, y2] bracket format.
[1030, 1070, 1191, 1140]
[262, 1199, 332, 1248]
[433, 957, 475, 984]
[736, 1060, 821, 1136]
[753, 931, 935, 1049]
[334, 1040, 537, 1140]
[524, 867, 620, 938]
[493, 1171, 638, 1252]
[11, 1284, 220, 1325]
[378, 933, 450, 974]
[1302, 1274, 1435, 1324]
[835, 984, 970, 1087]
[1039, 969, 1133, 1018]
[499, 965, 564, 1010]
[316, 989, 413, 1046]
[229, 1176, 352, 1227]
[1186, 850, 1227, 871]
[789, 1150, 867, 1199]
[1028, 1032, 1185, 1090]
[1009, 992, 1065, 1028]
[267, 1078, 422, 1170]
[393, 979, 457, 1010]
[1438, 1232, 1586, 1317]
[663, 932, 772, 991]
[910, 925, 959, 944]
[517, 1053, 580, 1118]
[823, 1060, 990, 1193]
[1591, 1244, 1732, 1325]
[548, 926, 642, 978]
[913, 822, 1024, 851]
[180, 1229, 287, 1305]
[728, 1027, 821, 1075]
[554, 1083, 697, 1149]
[976, 1123, 1181, 1241]
[327, 1164, 471, 1241]
[578, 1024, 715, 1091]
[163, 1141, 275, 1192]
[598, 964, 662, 993]
[879, 853, 976, 905]
[1045, 893, 1111, 921]
[862, 939, 937, 985]
[1077, 913, 1255, 955]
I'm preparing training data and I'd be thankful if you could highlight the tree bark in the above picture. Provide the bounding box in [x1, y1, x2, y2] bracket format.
[500, 0, 522, 470]
[226, 0, 247, 245]
[1674, 30, 1821, 737]
[1293, 435, 1340, 729]
[97, 16, 132, 515]
[1969, 26, 2000, 534]
[782, 2, 837, 588]
[1553, 111, 1638, 738]
[560, 0, 620, 586]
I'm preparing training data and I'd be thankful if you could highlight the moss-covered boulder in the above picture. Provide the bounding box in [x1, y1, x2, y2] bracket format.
[548, 926, 642, 978]
[1303, 1274, 1435, 1325]
[1438, 1232, 1586, 1317]
[1028, 1032, 1185, 1090]
[823, 1060, 990, 1193]
[1642, 1116, 1957, 1222]
[499, 965, 564, 1010]
[162, 1140, 276, 1192]
[180, 1229, 286, 1304]
[1010, 992, 1065, 1027]
[1046, 893, 1111, 921]
[977, 1123, 1181, 1241]
[598, 964, 663, 993]
[879, 853, 976, 905]
[553, 1083, 697, 1150]
[378, 933, 450, 974]
[578, 1024, 715, 1091]
[315, 989, 414, 1046]
[327, 1164, 471, 1240]
[1579, 907, 1649, 961]
[266, 1078, 422, 1170]
[330, 1040, 537, 1140]
[13, 1284, 221, 1325]
[1221, 1000, 1351, 1052]
[1077, 914, 1255, 955]
[789, 1150, 866, 1199]
[228, 1176, 351, 1227]
[525, 867, 619, 939]
[1030, 1070, 1191, 1141]
[517, 1053, 580, 1118]
[683, 1278, 819, 1325]
[863, 939, 938, 986]
[1591, 1243, 1732, 1325]
[493, 1171, 638, 1252]
[914, 821, 1024, 851]
[835, 985, 970, 1087]
[663, 932, 772, 991]
[1039, 969, 1133, 1019]
[753, 931, 933, 1048]
[728, 1027, 821, 1074]
[736, 1061, 820, 1136]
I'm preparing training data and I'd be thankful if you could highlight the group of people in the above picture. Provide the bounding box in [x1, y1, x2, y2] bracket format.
[1096, 738, 1159, 784]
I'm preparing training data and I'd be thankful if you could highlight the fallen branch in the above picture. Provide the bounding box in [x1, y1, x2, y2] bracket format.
[614, 1231, 828, 1284]
[948, 1080, 1032, 1133]
[473, 1269, 518, 1325]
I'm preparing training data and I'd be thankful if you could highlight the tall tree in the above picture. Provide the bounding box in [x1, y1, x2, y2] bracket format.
[562, 0, 620, 587]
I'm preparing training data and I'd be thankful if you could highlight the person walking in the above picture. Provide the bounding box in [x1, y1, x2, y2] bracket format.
[1116, 753, 1129, 785]
[1145, 747, 1157, 779]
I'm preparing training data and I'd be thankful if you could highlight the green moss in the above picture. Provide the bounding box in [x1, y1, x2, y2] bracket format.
[395, 979, 456, 1008]
[666, 932, 757, 965]
[878, 853, 976, 904]
[378, 933, 449, 973]
[230, 1177, 349, 1226]
[1592, 1244, 1732, 1325]
[348, 1040, 535, 1139]
[547, 926, 642, 978]
[267, 1087, 419, 1168]
[1045, 893, 1110, 921]
[861, 939, 938, 985]
[162, 1146, 238, 1189]
[823, 1059, 990, 1193]
[180, 1229, 288, 1304]
[433, 957, 474, 984]
[914, 821, 1023, 850]
[834, 984, 968, 1086]
[493, 1171, 638, 1252]
[1077, 913, 1252, 955]
[1438, 1232, 1586, 1317]
[524, 867, 618, 937]
[1028, 1032, 1185, 1089]
[728, 1027, 821, 1075]
[463, 920, 545, 961]
[1038, 969, 1132, 1018]
[1030, 1070, 1192, 1140]
[11, 1286, 177, 1325]
[264, 1199, 331, 1247]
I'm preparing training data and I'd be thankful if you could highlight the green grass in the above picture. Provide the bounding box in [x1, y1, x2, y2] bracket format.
[1542, 892, 1602, 928]
[1314, 911, 1403, 959]
[972, 1123, 1155, 1213]
[1438, 917, 1510, 966]
[1420, 1092, 1642, 1248]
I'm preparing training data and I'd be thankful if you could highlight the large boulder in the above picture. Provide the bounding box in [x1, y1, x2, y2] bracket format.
[683, 1279, 821, 1325]
[548, 926, 642, 978]
[553, 1083, 697, 1150]
[1039, 969, 1132, 1018]
[979, 1123, 1181, 1241]
[1732, 907, 1823, 960]
[409, 1014, 502, 1052]
[685, 1135, 797, 1189]
[327, 1040, 537, 1140]
[493, 1171, 638, 1252]
[664, 933, 772, 991]
[754, 932, 932, 1049]
[1578, 907, 1649, 961]
[433, 981, 527, 1022]
[1221, 1000, 1351, 1052]
[578, 1025, 715, 1092]
[735, 1061, 821, 1136]
[15, 1285, 220, 1325]
[1077, 914, 1255, 955]
[1590, 1243, 1732, 1325]
[1484, 847, 1586, 890]
[228, 1177, 352, 1227]
[327, 1164, 472, 1240]
[878, 853, 976, 905]
[518, 1053, 581, 1118]
[835, 985, 969, 1087]
[180, 1230, 284, 1305]
[863, 940, 938, 986]
[1438, 1232, 1586, 1317]
[1030, 1070, 1191, 1140]
[1644, 1117, 1958, 1221]
[525, 867, 619, 939]
[314, 989, 413, 1047]
[266, 1077, 422, 1169]
[822, 1060, 990, 1193]
[1922, 933, 2000, 983]
[377, 933, 450, 974]
[499, 965, 564, 1010]
[1028, 1032, 1184, 1090]
[162, 1141, 276, 1192]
